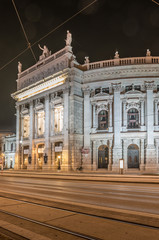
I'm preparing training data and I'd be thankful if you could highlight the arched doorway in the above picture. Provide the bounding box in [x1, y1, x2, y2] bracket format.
[98, 145, 109, 168]
[127, 144, 139, 168]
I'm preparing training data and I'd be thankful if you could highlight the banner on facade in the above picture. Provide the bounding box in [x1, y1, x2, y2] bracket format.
[24, 149, 29, 154]
[81, 148, 90, 154]
[55, 146, 62, 152]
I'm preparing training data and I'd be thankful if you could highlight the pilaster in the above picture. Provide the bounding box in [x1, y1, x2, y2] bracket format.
[15, 104, 21, 170]
[27, 101, 35, 170]
[83, 87, 91, 170]
[108, 100, 113, 132]
[108, 140, 113, 170]
[43, 94, 51, 170]
[61, 87, 71, 171]
[112, 83, 122, 171]
[145, 81, 156, 171]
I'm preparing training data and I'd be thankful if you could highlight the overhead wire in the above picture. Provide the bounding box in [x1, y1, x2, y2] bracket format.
[0, 0, 97, 72]
[152, 0, 159, 6]
[11, 0, 37, 63]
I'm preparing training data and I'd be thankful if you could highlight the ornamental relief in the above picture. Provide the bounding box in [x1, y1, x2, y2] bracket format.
[18, 59, 68, 90]
[126, 102, 140, 111]
[96, 103, 109, 113]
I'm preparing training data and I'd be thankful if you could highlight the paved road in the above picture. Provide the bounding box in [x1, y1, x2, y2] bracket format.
[0, 176, 159, 239]
[0, 176, 159, 215]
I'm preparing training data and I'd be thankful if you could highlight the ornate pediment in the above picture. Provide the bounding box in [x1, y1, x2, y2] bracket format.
[126, 90, 141, 95]
[126, 101, 140, 110]
[95, 92, 109, 97]
[96, 102, 109, 113]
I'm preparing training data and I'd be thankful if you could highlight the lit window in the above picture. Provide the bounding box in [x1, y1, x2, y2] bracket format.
[37, 111, 45, 136]
[54, 106, 63, 133]
[23, 116, 30, 138]
[127, 108, 139, 129]
[98, 110, 108, 130]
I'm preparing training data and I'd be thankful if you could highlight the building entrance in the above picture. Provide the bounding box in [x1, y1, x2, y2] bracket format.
[98, 145, 109, 168]
[127, 144, 139, 168]
[37, 144, 44, 169]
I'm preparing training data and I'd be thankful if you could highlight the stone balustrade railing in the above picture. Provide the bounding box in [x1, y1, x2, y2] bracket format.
[18, 47, 67, 79]
[84, 56, 159, 70]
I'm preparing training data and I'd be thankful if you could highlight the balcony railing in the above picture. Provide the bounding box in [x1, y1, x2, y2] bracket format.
[83, 56, 159, 70]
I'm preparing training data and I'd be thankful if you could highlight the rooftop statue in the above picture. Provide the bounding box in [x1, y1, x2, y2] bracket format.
[18, 61, 22, 73]
[85, 56, 90, 64]
[114, 51, 119, 59]
[146, 49, 151, 57]
[65, 30, 72, 46]
[38, 44, 51, 59]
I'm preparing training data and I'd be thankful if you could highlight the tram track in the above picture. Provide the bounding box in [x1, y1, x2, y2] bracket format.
[0, 195, 159, 231]
[0, 209, 98, 240]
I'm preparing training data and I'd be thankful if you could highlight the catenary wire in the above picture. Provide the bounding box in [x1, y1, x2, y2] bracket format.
[152, 0, 159, 6]
[11, 0, 37, 63]
[0, 0, 97, 72]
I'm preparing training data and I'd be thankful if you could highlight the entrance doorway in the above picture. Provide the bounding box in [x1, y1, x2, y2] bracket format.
[127, 144, 139, 168]
[98, 145, 109, 168]
[37, 144, 44, 169]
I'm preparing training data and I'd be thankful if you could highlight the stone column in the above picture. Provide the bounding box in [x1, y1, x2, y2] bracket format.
[123, 139, 127, 170]
[28, 101, 34, 170]
[51, 103, 55, 136]
[52, 142, 56, 170]
[154, 100, 158, 126]
[62, 87, 70, 171]
[34, 112, 38, 138]
[140, 100, 145, 129]
[92, 104, 96, 130]
[14, 104, 21, 170]
[140, 139, 145, 171]
[83, 87, 91, 170]
[108, 100, 113, 132]
[108, 140, 112, 170]
[92, 140, 97, 170]
[43, 94, 51, 170]
[123, 100, 127, 131]
[112, 83, 122, 172]
[145, 81, 156, 171]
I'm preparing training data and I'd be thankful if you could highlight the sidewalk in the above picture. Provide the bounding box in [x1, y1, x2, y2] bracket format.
[1, 169, 159, 184]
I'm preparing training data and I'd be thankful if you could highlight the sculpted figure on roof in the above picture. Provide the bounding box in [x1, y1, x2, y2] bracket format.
[38, 44, 50, 59]
[65, 30, 72, 46]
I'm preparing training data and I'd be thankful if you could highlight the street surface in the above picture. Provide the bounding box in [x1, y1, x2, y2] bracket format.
[0, 174, 159, 239]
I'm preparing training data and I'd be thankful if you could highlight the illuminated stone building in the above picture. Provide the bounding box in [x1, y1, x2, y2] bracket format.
[0, 134, 16, 169]
[12, 32, 159, 172]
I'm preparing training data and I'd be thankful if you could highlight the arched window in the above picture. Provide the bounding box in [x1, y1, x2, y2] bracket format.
[127, 108, 139, 129]
[98, 110, 108, 130]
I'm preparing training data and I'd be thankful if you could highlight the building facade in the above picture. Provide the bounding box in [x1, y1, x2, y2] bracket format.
[0, 134, 16, 169]
[12, 32, 159, 172]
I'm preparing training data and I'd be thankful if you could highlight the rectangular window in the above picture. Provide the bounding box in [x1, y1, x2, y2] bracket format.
[37, 111, 45, 136]
[54, 106, 63, 133]
[125, 85, 132, 92]
[134, 85, 141, 91]
[23, 116, 30, 138]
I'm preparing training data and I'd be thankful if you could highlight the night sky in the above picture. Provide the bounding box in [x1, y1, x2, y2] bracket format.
[0, 0, 159, 132]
